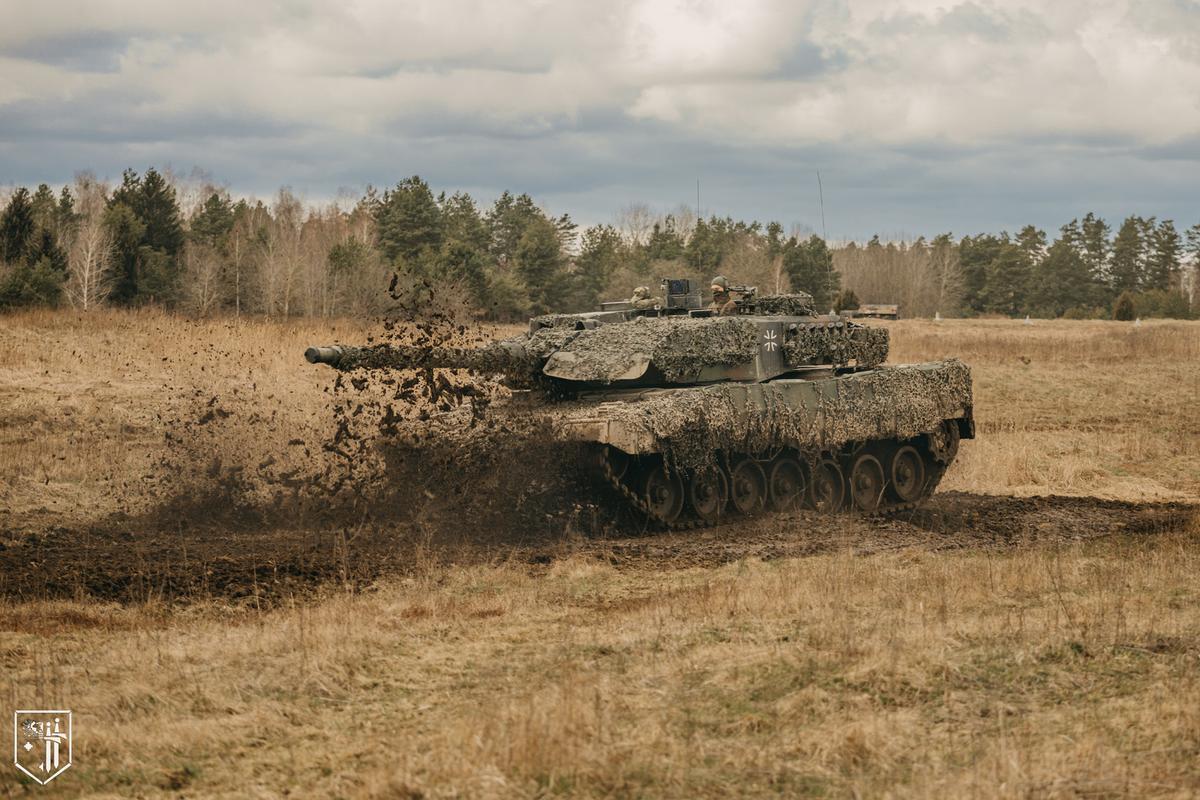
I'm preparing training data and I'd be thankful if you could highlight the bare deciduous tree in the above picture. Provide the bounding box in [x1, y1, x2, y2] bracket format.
[617, 203, 654, 247]
[65, 173, 114, 310]
[671, 205, 697, 242]
[258, 189, 305, 317]
[835, 236, 964, 317]
[720, 236, 775, 293]
[180, 241, 224, 316]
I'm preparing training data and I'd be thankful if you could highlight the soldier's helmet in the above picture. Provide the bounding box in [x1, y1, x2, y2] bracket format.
[710, 275, 729, 293]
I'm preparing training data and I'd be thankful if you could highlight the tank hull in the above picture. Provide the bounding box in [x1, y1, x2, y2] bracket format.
[553, 360, 973, 526]
[557, 360, 972, 455]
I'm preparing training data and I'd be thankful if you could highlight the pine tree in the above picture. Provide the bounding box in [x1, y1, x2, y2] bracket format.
[433, 240, 489, 307]
[685, 217, 720, 272]
[376, 176, 443, 264]
[104, 168, 184, 304]
[1028, 222, 1096, 315]
[1016, 225, 1047, 265]
[980, 237, 1028, 316]
[0, 258, 65, 308]
[1080, 212, 1111, 292]
[1014, 225, 1046, 310]
[1110, 216, 1144, 292]
[434, 192, 489, 308]
[487, 192, 544, 263]
[553, 213, 578, 253]
[684, 216, 755, 274]
[1058, 218, 1082, 252]
[137, 168, 184, 257]
[781, 235, 839, 310]
[191, 192, 235, 250]
[574, 225, 623, 308]
[958, 233, 1027, 315]
[1030, 237, 1091, 316]
[1146, 219, 1181, 291]
[57, 186, 77, 239]
[514, 216, 566, 313]
[765, 221, 784, 260]
[0, 186, 69, 307]
[439, 192, 488, 253]
[1186, 224, 1200, 300]
[958, 234, 996, 314]
[29, 184, 59, 237]
[104, 201, 146, 304]
[644, 217, 684, 261]
[28, 228, 68, 274]
[0, 188, 35, 265]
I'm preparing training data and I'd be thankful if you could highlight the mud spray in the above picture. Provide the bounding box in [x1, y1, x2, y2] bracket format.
[143, 275, 612, 547]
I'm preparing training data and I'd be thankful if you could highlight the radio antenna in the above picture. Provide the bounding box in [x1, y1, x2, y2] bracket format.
[817, 170, 833, 310]
[817, 170, 827, 240]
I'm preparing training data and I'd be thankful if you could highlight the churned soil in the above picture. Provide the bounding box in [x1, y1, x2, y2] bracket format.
[0, 492, 1192, 604]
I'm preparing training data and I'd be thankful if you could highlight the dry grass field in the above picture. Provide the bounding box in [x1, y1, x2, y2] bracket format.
[1, 310, 1198, 798]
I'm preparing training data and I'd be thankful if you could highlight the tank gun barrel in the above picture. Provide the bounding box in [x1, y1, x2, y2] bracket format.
[305, 345, 349, 365]
[304, 340, 532, 373]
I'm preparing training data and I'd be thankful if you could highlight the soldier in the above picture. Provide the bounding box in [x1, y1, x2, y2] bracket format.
[629, 285, 658, 310]
[709, 275, 738, 316]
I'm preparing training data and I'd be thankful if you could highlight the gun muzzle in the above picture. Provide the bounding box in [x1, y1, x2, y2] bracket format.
[305, 345, 347, 365]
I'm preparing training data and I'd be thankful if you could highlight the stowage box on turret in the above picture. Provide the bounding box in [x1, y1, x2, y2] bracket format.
[306, 279, 973, 527]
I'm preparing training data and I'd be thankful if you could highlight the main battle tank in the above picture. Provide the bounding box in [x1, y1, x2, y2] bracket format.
[306, 279, 974, 527]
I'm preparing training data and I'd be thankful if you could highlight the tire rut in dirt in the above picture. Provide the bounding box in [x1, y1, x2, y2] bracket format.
[0, 493, 1193, 604]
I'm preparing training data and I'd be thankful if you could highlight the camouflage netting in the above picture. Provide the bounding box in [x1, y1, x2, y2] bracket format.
[529, 313, 589, 330]
[561, 360, 972, 469]
[523, 327, 580, 359]
[546, 316, 760, 383]
[784, 324, 890, 368]
[755, 293, 817, 316]
[316, 328, 579, 383]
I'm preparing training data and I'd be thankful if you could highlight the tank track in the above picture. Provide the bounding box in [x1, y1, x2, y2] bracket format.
[598, 420, 960, 530]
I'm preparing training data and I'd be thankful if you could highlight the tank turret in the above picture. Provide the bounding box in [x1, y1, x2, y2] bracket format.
[306, 283, 889, 386]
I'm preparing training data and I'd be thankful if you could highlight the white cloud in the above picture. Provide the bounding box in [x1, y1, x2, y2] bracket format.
[4, 0, 1196, 146]
[0, 0, 1197, 235]
[624, 0, 1200, 147]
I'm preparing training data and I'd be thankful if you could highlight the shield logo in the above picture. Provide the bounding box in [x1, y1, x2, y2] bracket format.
[13, 711, 72, 784]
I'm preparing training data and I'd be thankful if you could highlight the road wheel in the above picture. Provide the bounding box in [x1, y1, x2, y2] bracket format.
[642, 464, 684, 523]
[810, 458, 845, 513]
[729, 458, 767, 515]
[849, 453, 885, 512]
[889, 445, 926, 503]
[687, 467, 728, 524]
[767, 457, 806, 511]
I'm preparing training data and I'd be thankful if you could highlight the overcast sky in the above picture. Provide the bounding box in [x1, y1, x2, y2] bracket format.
[1, 0, 1197, 239]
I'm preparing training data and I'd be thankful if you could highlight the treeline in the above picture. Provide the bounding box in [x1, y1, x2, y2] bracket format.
[840, 216, 1200, 319]
[1, 169, 1197, 320]
[0, 170, 838, 319]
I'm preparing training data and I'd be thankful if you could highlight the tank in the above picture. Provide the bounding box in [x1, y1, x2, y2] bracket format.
[306, 279, 974, 527]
